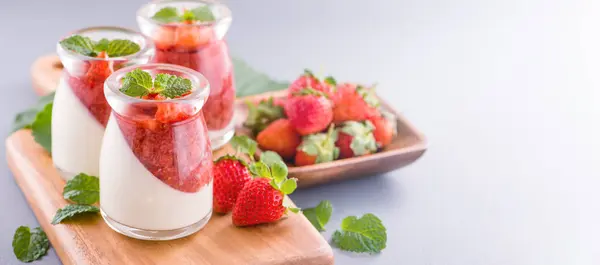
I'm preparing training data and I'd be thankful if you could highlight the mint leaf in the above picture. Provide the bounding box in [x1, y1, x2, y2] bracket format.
[233, 57, 289, 97]
[154, 73, 192, 98]
[249, 161, 270, 178]
[12, 226, 49, 263]
[51, 205, 100, 225]
[31, 103, 52, 154]
[94, 38, 109, 53]
[270, 160, 288, 185]
[189, 6, 215, 22]
[12, 92, 55, 132]
[229, 135, 258, 158]
[120, 68, 152, 97]
[260, 151, 283, 167]
[63, 173, 99, 205]
[303, 200, 332, 231]
[152, 7, 181, 23]
[331, 213, 387, 254]
[106, 39, 141, 57]
[280, 178, 297, 195]
[60, 35, 96, 57]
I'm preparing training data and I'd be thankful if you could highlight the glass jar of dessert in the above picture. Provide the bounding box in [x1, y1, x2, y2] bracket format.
[100, 63, 213, 240]
[137, 0, 235, 149]
[53, 27, 153, 180]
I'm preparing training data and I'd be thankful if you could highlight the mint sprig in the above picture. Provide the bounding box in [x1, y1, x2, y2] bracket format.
[119, 69, 192, 98]
[331, 213, 387, 254]
[62, 173, 99, 205]
[12, 92, 55, 133]
[152, 6, 215, 23]
[31, 103, 52, 154]
[51, 205, 100, 225]
[303, 200, 332, 232]
[60, 35, 140, 58]
[12, 226, 49, 263]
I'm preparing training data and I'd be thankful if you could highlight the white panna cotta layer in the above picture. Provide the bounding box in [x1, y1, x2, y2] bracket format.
[100, 114, 212, 231]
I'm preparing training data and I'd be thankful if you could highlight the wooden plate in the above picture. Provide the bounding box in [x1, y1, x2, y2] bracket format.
[31, 54, 427, 188]
[6, 130, 333, 265]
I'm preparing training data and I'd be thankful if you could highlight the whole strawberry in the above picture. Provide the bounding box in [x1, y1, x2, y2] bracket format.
[232, 161, 299, 226]
[332, 84, 380, 123]
[288, 69, 334, 98]
[285, 88, 333, 135]
[295, 126, 339, 166]
[336, 121, 378, 158]
[257, 119, 301, 160]
[368, 111, 397, 148]
[212, 155, 252, 214]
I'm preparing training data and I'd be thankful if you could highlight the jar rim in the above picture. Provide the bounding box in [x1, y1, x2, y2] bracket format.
[137, 0, 232, 28]
[56, 26, 154, 62]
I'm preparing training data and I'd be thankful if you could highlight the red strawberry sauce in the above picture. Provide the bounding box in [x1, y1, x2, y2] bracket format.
[67, 53, 113, 126]
[114, 101, 213, 193]
[152, 25, 235, 130]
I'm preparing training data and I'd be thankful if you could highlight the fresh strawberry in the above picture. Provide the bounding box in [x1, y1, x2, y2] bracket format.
[285, 88, 333, 135]
[368, 111, 397, 147]
[257, 119, 301, 160]
[332, 84, 380, 123]
[232, 161, 299, 226]
[295, 126, 339, 166]
[244, 97, 286, 135]
[335, 121, 378, 158]
[213, 155, 252, 213]
[288, 69, 334, 98]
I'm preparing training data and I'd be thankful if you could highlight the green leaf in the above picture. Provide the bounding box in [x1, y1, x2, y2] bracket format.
[324, 76, 337, 86]
[59, 35, 96, 57]
[249, 161, 270, 178]
[154, 73, 192, 98]
[12, 226, 49, 263]
[62, 173, 100, 205]
[51, 204, 100, 225]
[243, 98, 286, 135]
[298, 126, 338, 164]
[31, 103, 52, 154]
[270, 161, 288, 185]
[233, 57, 289, 97]
[260, 151, 284, 167]
[120, 68, 153, 97]
[105, 39, 141, 57]
[229, 135, 258, 158]
[357, 85, 380, 108]
[94, 38, 109, 53]
[303, 200, 332, 232]
[287, 207, 301, 213]
[280, 178, 297, 195]
[152, 7, 181, 23]
[331, 213, 387, 254]
[12, 92, 55, 132]
[189, 5, 215, 22]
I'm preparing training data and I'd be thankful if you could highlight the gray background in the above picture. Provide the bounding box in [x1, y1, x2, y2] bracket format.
[1, 0, 599, 264]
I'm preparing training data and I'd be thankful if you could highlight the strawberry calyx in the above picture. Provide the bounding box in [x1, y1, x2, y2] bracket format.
[381, 110, 398, 136]
[323, 76, 337, 87]
[215, 154, 249, 167]
[339, 121, 378, 156]
[244, 97, 286, 135]
[297, 125, 340, 164]
[292, 87, 330, 99]
[356, 85, 380, 108]
[303, 69, 316, 79]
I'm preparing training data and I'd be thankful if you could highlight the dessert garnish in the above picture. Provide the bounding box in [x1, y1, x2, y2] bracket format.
[119, 68, 192, 98]
[331, 213, 387, 254]
[12, 226, 49, 262]
[62, 173, 99, 205]
[31, 103, 52, 154]
[60, 35, 141, 57]
[302, 200, 332, 232]
[152, 6, 215, 23]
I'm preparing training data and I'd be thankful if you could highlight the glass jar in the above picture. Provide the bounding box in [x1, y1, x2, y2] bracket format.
[137, 0, 235, 150]
[100, 63, 213, 241]
[53, 27, 153, 181]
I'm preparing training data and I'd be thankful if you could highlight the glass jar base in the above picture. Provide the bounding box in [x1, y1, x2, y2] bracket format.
[208, 118, 235, 150]
[101, 209, 212, 241]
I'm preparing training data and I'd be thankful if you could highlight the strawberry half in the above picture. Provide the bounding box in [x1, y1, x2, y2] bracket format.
[335, 121, 378, 158]
[285, 88, 333, 135]
[213, 155, 252, 214]
[332, 83, 380, 123]
[295, 125, 339, 166]
[257, 119, 301, 160]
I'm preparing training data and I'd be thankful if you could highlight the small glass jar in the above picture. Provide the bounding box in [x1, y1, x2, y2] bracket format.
[137, 0, 235, 150]
[100, 63, 213, 241]
[53, 27, 153, 181]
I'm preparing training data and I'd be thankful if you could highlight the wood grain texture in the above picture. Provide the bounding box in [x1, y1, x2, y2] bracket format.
[6, 130, 334, 265]
[31, 54, 427, 188]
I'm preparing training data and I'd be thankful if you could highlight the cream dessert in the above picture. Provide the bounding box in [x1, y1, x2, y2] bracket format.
[137, 0, 236, 149]
[100, 64, 213, 240]
[53, 27, 153, 180]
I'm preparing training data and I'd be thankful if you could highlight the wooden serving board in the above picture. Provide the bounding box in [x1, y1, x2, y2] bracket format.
[31, 54, 427, 188]
[6, 130, 333, 265]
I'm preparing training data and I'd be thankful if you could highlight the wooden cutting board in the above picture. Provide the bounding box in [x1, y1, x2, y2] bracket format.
[6, 130, 334, 265]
